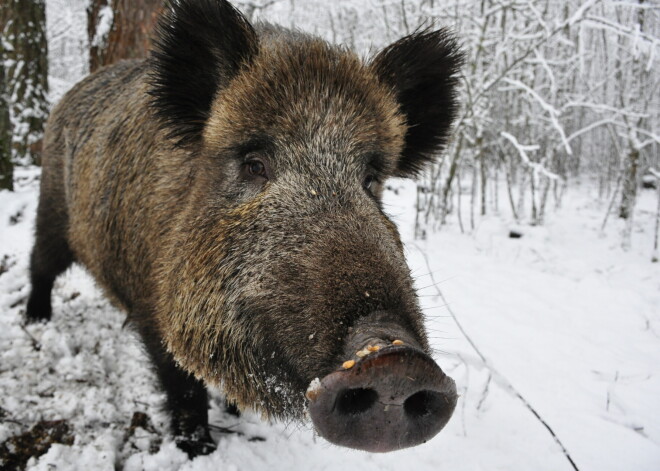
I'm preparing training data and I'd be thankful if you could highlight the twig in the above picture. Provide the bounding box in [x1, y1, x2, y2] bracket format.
[501, 132, 561, 181]
[601, 125, 624, 232]
[20, 324, 42, 351]
[208, 423, 244, 436]
[606, 370, 618, 412]
[476, 372, 491, 412]
[415, 246, 580, 471]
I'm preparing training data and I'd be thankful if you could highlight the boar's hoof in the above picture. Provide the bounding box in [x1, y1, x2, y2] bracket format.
[25, 290, 52, 323]
[175, 427, 216, 458]
[307, 346, 457, 452]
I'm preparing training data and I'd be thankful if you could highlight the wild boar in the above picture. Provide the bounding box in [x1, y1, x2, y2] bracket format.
[26, 0, 463, 456]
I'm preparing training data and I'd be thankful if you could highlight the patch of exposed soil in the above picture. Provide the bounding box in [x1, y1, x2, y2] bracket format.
[0, 420, 74, 471]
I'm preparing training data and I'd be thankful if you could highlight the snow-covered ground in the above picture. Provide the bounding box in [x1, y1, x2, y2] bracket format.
[3, 3, 659, 468]
[1, 166, 658, 470]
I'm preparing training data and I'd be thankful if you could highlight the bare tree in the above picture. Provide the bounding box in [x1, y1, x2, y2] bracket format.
[617, 0, 650, 222]
[650, 168, 660, 262]
[88, 0, 163, 73]
[404, 0, 659, 245]
[3, 0, 49, 166]
[0, 2, 12, 190]
[234, 1, 280, 22]
[40, 0, 660, 251]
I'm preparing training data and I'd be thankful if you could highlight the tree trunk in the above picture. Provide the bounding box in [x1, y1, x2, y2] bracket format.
[617, 1, 645, 221]
[618, 148, 639, 220]
[88, 0, 163, 74]
[3, 0, 49, 166]
[441, 134, 463, 224]
[480, 148, 487, 216]
[0, 3, 12, 190]
[652, 173, 659, 263]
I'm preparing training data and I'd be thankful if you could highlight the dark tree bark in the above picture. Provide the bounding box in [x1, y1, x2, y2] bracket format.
[0, 3, 13, 190]
[3, 0, 49, 166]
[618, 148, 640, 220]
[618, 0, 646, 221]
[88, 0, 163, 74]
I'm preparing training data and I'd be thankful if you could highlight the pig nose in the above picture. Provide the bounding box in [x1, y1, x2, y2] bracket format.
[306, 345, 457, 452]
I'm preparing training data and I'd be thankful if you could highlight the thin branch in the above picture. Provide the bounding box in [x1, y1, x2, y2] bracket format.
[415, 246, 580, 471]
[501, 132, 561, 180]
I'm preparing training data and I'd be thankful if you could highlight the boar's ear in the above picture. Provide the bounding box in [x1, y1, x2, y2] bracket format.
[371, 29, 463, 177]
[148, 0, 258, 147]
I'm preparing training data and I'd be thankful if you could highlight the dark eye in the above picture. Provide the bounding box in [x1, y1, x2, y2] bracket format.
[242, 154, 268, 180]
[247, 160, 266, 177]
[363, 174, 375, 190]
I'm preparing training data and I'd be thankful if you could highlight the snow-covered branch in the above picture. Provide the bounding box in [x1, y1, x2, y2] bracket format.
[501, 132, 561, 181]
[502, 78, 572, 155]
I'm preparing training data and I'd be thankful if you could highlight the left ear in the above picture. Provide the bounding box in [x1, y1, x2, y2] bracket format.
[371, 29, 463, 177]
[148, 0, 258, 148]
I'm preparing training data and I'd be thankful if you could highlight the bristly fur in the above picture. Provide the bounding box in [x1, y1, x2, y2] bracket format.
[370, 28, 464, 177]
[148, 0, 258, 147]
[28, 0, 464, 456]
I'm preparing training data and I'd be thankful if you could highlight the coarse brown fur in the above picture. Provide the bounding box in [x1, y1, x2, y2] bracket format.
[26, 0, 463, 454]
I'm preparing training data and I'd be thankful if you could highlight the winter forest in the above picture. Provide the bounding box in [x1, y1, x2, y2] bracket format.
[1, 0, 659, 470]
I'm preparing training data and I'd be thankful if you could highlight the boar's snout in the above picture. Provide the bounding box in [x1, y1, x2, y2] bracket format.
[307, 314, 457, 452]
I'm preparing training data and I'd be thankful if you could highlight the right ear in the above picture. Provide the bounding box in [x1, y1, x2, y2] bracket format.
[148, 0, 258, 147]
[371, 29, 463, 177]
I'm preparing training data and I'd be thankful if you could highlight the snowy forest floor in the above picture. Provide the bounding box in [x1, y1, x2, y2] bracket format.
[1, 167, 659, 471]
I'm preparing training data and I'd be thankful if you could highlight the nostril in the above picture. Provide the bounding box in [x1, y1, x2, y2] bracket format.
[404, 390, 441, 419]
[309, 348, 458, 451]
[335, 388, 378, 415]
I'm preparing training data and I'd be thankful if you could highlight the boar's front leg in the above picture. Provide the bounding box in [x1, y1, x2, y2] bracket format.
[136, 320, 215, 457]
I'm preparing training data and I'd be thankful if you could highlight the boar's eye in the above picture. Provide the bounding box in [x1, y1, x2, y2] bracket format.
[247, 160, 266, 177]
[241, 153, 269, 181]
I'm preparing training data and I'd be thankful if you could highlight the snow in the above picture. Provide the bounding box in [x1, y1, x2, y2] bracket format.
[1, 168, 659, 470]
[91, 6, 114, 49]
[306, 378, 322, 400]
[2, 0, 659, 468]
[45, 0, 89, 105]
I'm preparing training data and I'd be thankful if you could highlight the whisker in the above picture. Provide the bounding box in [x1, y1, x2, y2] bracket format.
[423, 303, 451, 310]
[415, 275, 457, 291]
[411, 267, 450, 281]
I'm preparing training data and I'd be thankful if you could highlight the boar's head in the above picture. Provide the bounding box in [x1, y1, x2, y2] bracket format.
[149, 0, 462, 451]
